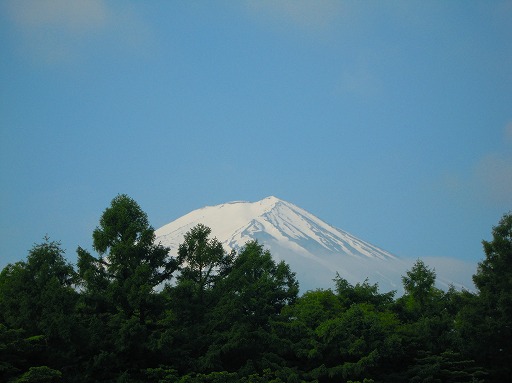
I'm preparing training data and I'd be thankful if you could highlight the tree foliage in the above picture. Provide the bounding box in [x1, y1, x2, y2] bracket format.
[177, 223, 234, 302]
[464, 212, 512, 381]
[203, 241, 299, 372]
[400, 259, 439, 314]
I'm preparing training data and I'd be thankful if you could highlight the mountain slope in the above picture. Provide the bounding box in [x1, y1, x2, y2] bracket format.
[155, 196, 472, 294]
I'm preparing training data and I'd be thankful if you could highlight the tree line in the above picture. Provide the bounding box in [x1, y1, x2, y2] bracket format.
[1, 194, 511, 383]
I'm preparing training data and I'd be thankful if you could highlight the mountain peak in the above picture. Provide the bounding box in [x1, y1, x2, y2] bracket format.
[155, 197, 405, 292]
[256, 195, 284, 208]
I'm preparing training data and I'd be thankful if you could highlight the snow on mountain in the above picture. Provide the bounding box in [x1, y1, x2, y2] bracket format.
[155, 196, 473, 294]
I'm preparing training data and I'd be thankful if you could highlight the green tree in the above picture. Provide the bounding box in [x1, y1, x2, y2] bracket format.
[159, 224, 234, 372]
[76, 194, 178, 381]
[13, 366, 62, 383]
[401, 350, 486, 383]
[0, 239, 78, 375]
[78, 194, 177, 320]
[314, 302, 400, 382]
[334, 275, 395, 310]
[466, 212, 512, 380]
[276, 289, 342, 375]
[0, 325, 49, 382]
[400, 259, 440, 316]
[83, 194, 177, 322]
[284, 288, 342, 330]
[391, 260, 464, 381]
[202, 241, 299, 373]
[0, 238, 76, 335]
[176, 224, 235, 304]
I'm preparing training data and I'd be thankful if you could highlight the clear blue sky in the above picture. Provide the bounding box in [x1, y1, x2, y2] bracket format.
[1, 1, 511, 272]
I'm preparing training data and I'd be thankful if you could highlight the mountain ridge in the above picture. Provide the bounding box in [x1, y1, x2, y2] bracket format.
[156, 196, 396, 258]
[155, 196, 475, 294]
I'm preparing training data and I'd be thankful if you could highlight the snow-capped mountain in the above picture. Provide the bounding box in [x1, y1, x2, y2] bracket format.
[155, 196, 473, 294]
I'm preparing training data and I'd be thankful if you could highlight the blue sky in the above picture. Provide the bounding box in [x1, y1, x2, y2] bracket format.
[1, 1, 511, 276]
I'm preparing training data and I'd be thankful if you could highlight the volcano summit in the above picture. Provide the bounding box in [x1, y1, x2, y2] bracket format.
[154, 196, 419, 293]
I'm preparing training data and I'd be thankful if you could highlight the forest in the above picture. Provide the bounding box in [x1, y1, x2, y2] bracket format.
[1, 195, 511, 383]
